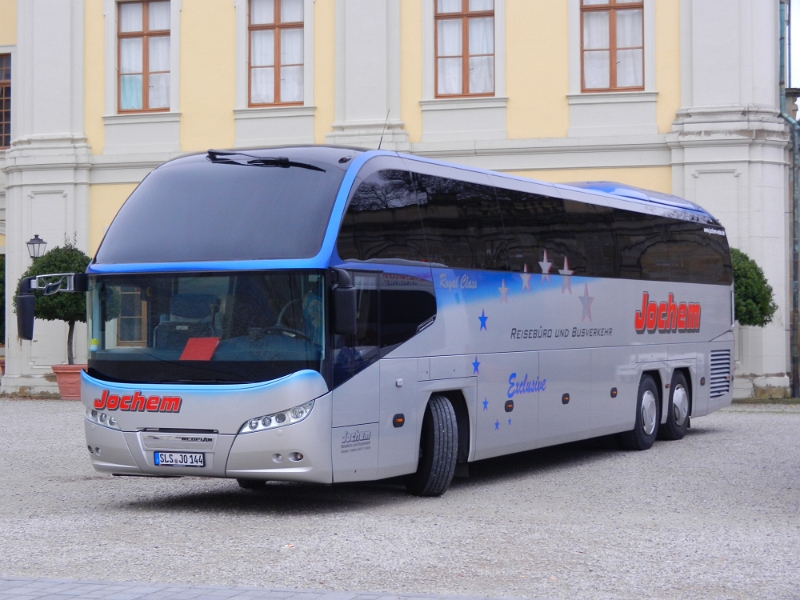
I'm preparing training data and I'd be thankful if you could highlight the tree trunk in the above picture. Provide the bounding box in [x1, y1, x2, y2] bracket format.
[67, 320, 75, 365]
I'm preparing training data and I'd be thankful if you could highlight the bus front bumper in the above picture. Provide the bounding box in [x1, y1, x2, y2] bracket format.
[84, 393, 333, 484]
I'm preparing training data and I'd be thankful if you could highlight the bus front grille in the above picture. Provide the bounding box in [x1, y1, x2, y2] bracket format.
[709, 350, 731, 398]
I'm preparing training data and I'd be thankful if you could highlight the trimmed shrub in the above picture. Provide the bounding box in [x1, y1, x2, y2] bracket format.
[731, 248, 777, 327]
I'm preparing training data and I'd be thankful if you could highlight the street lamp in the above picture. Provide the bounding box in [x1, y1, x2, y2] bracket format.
[26, 235, 47, 259]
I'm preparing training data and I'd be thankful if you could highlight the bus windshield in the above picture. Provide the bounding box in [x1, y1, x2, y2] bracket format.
[87, 271, 325, 384]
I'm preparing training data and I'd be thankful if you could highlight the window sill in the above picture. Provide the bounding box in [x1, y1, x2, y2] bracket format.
[567, 91, 657, 105]
[103, 112, 181, 126]
[233, 105, 316, 120]
[420, 96, 508, 112]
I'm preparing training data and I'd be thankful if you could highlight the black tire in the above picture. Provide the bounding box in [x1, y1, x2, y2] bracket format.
[406, 395, 458, 497]
[618, 375, 660, 451]
[237, 478, 266, 490]
[658, 371, 690, 441]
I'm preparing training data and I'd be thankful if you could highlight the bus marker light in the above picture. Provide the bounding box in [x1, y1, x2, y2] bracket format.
[610, 388, 618, 398]
[504, 400, 514, 412]
[562, 394, 570, 405]
[393, 414, 405, 427]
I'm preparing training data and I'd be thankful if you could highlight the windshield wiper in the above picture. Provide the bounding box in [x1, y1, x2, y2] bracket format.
[206, 149, 326, 172]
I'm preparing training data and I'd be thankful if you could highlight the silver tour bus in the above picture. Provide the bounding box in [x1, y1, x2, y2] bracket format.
[17, 146, 734, 496]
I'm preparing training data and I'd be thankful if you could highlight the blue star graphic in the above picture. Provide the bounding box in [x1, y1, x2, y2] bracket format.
[482, 398, 488, 410]
[508, 419, 512, 426]
[478, 309, 488, 330]
[494, 420, 500, 430]
[472, 357, 480, 374]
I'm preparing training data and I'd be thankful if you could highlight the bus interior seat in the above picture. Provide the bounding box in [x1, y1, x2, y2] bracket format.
[154, 294, 218, 349]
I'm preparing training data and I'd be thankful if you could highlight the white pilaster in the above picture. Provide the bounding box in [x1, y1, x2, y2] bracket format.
[2, 0, 90, 394]
[325, 0, 409, 150]
[669, 0, 790, 397]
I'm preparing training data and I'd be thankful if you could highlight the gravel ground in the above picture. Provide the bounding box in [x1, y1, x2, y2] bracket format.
[0, 399, 798, 600]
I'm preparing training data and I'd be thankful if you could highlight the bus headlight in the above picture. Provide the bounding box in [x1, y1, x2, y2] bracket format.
[85, 406, 121, 430]
[240, 400, 315, 434]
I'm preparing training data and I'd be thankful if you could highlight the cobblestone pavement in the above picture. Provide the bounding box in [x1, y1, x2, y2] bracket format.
[0, 577, 529, 600]
[0, 400, 798, 600]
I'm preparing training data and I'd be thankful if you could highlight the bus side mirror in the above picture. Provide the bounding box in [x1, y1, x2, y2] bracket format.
[332, 269, 357, 336]
[17, 277, 36, 341]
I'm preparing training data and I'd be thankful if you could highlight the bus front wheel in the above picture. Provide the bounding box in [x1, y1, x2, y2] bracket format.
[406, 395, 458, 497]
[618, 375, 660, 451]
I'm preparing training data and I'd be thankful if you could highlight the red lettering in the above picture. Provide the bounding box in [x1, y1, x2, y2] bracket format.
[160, 396, 182, 412]
[106, 395, 120, 410]
[677, 304, 687, 330]
[634, 292, 648, 332]
[119, 395, 132, 410]
[131, 391, 147, 411]
[687, 303, 701, 331]
[667, 293, 678, 331]
[657, 302, 668, 331]
[146, 396, 160, 411]
[94, 390, 108, 410]
[646, 302, 658, 331]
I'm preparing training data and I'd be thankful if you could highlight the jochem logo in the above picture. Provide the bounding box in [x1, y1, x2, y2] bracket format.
[93, 390, 182, 413]
[634, 292, 701, 334]
[507, 373, 547, 399]
[342, 429, 371, 444]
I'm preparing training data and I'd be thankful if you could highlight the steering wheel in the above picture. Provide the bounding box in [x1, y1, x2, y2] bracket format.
[276, 298, 302, 327]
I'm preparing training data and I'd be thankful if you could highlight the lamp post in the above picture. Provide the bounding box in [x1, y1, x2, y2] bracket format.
[26, 235, 46, 259]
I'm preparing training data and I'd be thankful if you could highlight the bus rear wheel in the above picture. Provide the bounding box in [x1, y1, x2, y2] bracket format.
[659, 371, 690, 441]
[406, 395, 458, 497]
[618, 375, 660, 451]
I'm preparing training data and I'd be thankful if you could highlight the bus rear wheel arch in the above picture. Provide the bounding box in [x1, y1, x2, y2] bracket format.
[405, 394, 458, 496]
[618, 373, 660, 451]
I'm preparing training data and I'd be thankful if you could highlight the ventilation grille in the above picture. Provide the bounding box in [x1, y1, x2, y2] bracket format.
[709, 350, 732, 398]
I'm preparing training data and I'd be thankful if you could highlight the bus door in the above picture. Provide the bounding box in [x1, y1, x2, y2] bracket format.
[331, 272, 381, 482]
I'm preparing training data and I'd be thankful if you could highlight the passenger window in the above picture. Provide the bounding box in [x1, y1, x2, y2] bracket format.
[333, 272, 379, 386]
[337, 170, 428, 264]
[379, 271, 436, 350]
[416, 175, 508, 271]
[494, 188, 575, 275]
[565, 200, 616, 278]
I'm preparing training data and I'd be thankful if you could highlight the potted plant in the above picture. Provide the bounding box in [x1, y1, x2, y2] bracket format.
[14, 242, 91, 399]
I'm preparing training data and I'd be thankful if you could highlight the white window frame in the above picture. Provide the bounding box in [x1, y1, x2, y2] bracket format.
[103, 0, 182, 116]
[422, 0, 505, 101]
[568, 0, 655, 96]
[0, 45, 15, 155]
[234, 0, 314, 111]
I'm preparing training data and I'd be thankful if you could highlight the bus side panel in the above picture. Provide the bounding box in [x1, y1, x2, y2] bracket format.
[474, 352, 539, 461]
[590, 346, 639, 436]
[377, 358, 421, 479]
[331, 362, 380, 427]
[693, 347, 710, 417]
[537, 349, 592, 447]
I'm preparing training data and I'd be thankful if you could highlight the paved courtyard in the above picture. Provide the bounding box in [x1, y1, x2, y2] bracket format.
[0, 400, 798, 600]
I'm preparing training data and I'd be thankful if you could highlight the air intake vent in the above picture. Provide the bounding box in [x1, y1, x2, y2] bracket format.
[709, 350, 731, 398]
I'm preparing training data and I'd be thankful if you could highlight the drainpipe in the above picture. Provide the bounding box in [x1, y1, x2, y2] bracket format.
[780, 0, 800, 398]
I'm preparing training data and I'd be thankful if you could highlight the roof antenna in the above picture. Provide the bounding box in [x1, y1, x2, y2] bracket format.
[377, 109, 390, 150]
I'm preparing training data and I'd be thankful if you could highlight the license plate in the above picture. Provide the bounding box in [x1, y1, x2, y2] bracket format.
[154, 452, 204, 467]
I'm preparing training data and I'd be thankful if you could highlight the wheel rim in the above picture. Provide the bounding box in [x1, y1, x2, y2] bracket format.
[641, 390, 657, 436]
[672, 384, 689, 426]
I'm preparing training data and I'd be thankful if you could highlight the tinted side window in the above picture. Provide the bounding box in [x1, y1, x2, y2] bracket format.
[337, 170, 427, 264]
[379, 272, 436, 350]
[615, 210, 732, 285]
[494, 188, 575, 274]
[565, 200, 616, 278]
[417, 175, 508, 270]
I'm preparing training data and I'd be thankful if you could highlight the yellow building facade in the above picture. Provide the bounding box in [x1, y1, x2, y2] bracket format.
[0, 0, 791, 398]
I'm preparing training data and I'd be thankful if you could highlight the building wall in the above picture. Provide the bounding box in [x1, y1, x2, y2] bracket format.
[0, 0, 791, 398]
